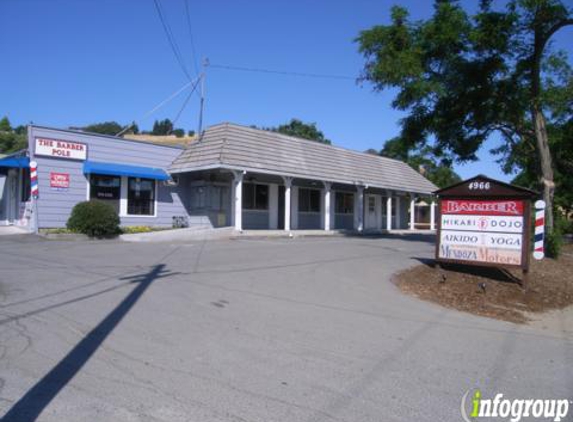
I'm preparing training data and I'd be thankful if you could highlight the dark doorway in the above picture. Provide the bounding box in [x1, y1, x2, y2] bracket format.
[278, 185, 285, 229]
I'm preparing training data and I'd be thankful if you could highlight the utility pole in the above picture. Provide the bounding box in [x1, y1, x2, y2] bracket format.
[197, 58, 209, 139]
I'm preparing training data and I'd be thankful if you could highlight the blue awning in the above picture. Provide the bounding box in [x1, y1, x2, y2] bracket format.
[83, 160, 170, 181]
[0, 156, 30, 168]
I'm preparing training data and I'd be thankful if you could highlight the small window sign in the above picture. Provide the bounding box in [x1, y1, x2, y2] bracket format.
[50, 172, 70, 191]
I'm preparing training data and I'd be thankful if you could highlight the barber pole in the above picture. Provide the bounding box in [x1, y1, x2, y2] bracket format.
[30, 160, 39, 199]
[533, 200, 545, 260]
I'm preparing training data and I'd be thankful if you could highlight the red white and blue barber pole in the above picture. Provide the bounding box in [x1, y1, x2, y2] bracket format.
[29, 160, 39, 233]
[533, 200, 545, 260]
[30, 160, 39, 199]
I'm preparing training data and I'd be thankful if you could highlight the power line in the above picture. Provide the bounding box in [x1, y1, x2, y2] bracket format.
[183, 0, 200, 76]
[152, 0, 192, 81]
[209, 63, 355, 81]
[171, 76, 201, 128]
[115, 78, 200, 136]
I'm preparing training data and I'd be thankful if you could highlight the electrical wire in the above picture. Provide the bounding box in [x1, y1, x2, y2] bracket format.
[152, 0, 192, 81]
[183, 0, 200, 76]
[170, 77, 201, 129]
[115, 78, 199, 136]
[209, 63, 355, 80]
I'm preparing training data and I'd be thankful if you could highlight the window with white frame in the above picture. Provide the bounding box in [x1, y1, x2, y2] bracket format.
[127, 177, 155, 216]
[299, 188, 321, 213]
[89, 174, 121, 214]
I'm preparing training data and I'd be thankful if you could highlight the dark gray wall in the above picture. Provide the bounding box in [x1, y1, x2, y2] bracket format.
[334, 214, 353, 230]
[243, 210, 269, 229]
[298, 212, 321, 229]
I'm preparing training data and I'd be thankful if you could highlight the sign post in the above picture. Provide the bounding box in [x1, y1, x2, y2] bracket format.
[434, 175, 537, 287]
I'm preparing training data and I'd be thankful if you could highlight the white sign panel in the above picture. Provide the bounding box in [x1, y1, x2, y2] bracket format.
[441, 215, 524, 233]
[440, 230, 522, 250]
[35, 137, 87, 160]
[438, 244, 522, 266]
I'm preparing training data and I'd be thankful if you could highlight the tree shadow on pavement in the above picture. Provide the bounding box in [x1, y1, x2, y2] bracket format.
[343, 231, 436, 244]
[1, 264, 177, 422]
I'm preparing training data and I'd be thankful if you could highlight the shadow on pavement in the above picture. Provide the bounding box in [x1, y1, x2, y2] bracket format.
[343, 232, 436, 244]
[2, 264, 176, 422]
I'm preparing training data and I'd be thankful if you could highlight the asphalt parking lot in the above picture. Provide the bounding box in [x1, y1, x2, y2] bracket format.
[0, 234, 572, 422]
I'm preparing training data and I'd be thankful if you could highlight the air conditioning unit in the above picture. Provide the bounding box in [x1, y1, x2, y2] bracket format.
[163, 175, 179, 187]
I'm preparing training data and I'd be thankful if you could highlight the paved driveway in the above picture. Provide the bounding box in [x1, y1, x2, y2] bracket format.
[0, 235, 571, 422]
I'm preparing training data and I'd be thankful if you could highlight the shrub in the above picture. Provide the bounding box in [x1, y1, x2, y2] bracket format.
[67, 201, 120, 237]
[546, 230, 563, 259]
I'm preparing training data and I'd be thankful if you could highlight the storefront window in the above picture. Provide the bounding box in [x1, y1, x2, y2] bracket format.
[335, 192, 353, 214]
[299, 188, 320, 213]
[90, 174, 120, 213]
[243, 183, 268, 210]
[128, 177, 155, 216]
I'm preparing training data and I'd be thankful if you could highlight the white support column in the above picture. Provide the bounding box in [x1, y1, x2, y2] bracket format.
[430, 200, 436, 231]
[356, 186, 364, 231]
[323, 182, 331, 231]
[232, 171, 244, 231]
[291, 185, 299, 230]
[386, 196, 392, 231]
[119, 176, 128, 217]
[282, 177, 292, 231]
[269, 183, 278, 229]
[409, 195, 416, 230]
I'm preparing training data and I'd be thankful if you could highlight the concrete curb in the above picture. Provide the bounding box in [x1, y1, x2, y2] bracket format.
[120, 227, 235, 242]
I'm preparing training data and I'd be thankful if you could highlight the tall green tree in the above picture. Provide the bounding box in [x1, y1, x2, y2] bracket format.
[381, 137, 462, 189]
[152, 119, 174, 135]
[82, 121, 124, 136]
[356, 0, 572, 232]
[269, 119, 331, 144]
[0, 117, 27, 154]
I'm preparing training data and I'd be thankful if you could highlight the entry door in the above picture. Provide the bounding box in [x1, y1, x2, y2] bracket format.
[365, 194, 380, 229]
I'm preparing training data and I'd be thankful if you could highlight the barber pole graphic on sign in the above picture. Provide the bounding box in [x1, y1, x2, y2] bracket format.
[30, 160, 39, 199]
[533, 200, 545, 260]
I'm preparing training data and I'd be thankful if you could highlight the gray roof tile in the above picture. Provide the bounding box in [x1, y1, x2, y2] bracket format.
[169, 123, 437, 195]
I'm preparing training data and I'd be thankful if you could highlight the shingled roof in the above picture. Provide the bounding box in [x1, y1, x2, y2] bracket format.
[169, 123, 437, 195]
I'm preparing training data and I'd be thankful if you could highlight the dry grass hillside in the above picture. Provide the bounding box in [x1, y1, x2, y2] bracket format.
[123, 134, 195, 148]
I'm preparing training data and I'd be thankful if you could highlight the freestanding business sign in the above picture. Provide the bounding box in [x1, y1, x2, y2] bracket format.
[434, 175, 536, 280]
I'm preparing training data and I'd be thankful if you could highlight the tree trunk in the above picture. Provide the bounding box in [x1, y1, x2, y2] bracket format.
[532, 104, 555, 232]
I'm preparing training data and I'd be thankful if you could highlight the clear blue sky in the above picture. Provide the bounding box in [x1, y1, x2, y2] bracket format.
[1, 0, 572, 181]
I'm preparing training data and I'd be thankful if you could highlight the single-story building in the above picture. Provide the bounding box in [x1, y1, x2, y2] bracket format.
[0, 123, 437, 232]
